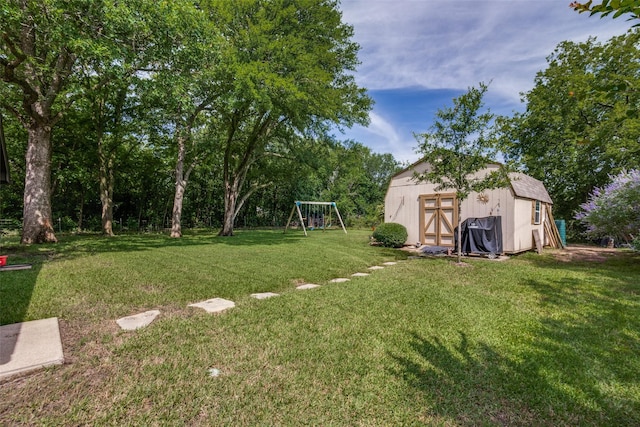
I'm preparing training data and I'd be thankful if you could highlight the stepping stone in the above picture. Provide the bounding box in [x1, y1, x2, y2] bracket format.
[382, 261, 397, 266]
[330, 278, 350, 283]
[368, 266, 384, 270]
[116, 310, 161, 331]
[251, 292, 280, 300]
[188, 298, 235, 313]
[296, 284, 320, 290]
[351, 272, 370, 277]
[0, 317, 64, 380]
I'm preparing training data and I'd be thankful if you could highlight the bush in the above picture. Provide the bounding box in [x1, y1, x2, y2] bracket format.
[372, 222, 408, 248]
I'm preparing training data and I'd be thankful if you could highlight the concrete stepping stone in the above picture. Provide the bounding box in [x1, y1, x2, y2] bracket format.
[188, 298, 235, 313]
[0, 317, 64, 380]
[382, 261, 398, 266]
[116, 310, 161, 331]
[351, 272, 370, 277]
[368, 266, 384, 270]
[251, 292, 280, 299]
[329, 278, 350, 283]
[296, 284, 320, 290]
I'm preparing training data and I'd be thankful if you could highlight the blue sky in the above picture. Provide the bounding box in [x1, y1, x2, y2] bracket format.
[336, 0, 631, 164]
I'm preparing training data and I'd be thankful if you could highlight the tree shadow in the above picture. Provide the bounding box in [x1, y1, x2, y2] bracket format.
[0, 261, 42, 367]
[392, 291, 640, 427]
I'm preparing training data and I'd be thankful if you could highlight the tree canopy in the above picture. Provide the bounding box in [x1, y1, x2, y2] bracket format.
[497, 30, 640, 222]
[0, 0, 377, 241]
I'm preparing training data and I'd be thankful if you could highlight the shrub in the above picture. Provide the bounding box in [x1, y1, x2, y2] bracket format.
[575, 169, 640, 243]
[372, 222, 408, 248]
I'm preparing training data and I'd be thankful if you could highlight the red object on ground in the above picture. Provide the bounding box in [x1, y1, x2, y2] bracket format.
[0, 255, 7, 266]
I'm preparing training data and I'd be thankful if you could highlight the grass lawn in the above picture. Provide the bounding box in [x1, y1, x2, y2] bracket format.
[1, 230, 639, 425]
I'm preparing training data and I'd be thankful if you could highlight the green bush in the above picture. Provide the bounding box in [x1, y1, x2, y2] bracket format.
[372, 222, 408, 248]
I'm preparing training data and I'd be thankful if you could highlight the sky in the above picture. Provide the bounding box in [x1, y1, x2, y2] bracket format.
[336, 0, 631, 164]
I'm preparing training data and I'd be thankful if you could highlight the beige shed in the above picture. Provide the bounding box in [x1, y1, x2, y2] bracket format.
[384, 160, 561, 254]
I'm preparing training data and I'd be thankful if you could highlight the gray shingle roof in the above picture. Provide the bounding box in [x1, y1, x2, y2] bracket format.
[509, 172, 553, 204]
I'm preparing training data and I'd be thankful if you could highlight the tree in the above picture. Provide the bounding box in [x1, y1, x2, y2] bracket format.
[136, 2, 223, 238]
[575, 169, 640, 244]
[415, 83, 509, 264]
[498, 31, 640, 220]
[571, 0, 640, 21]
[0, 0, 101, 243]
[209, 0, 372, 236]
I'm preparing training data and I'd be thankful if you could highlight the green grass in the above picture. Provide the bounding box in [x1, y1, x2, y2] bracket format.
[1, 230, 639, 426]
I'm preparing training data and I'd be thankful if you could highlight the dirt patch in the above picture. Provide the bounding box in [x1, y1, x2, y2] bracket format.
[552, 245, 620, 263]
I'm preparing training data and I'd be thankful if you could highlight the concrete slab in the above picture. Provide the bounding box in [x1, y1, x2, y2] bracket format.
[116, 310, 161, 331]
[329, 278, 350, 283]
[188, 298, 235, 313]
[251, 292, 280, 299]
[296, 284, 320, 290]
[351, 272, 370, 277]
[382, 261, 398, 266]
[0, 317, 64, 380]
[368, 266, 384, 270]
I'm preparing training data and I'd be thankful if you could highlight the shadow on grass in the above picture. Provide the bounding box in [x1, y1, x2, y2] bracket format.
[392, 329, 638, 426]
[391, 271, 640, 426]
[0, 229, 312, 263]
[0, 259, 41, 367]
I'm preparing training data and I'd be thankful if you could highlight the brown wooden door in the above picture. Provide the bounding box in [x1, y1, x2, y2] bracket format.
[419, 193, 457, 247]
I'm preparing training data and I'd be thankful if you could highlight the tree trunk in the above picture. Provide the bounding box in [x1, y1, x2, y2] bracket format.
[22, 124, 57, 244]
[171, 134, 197, 238]
[170, 147, 186, 237]
[78, 189, 85, 232]
[219, 179, 239, 236]
[98, 134, 115, 236]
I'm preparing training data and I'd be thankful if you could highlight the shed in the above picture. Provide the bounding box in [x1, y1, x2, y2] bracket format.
[384, 160, 561, 254]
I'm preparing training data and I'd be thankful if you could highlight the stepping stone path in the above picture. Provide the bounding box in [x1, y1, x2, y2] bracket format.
[251, 292, 280, 299]
[116, 310, 161, 331]
[0, 318, 64, 380]
[2, 257, 404, 379]
[188, 298, 236, 313]
[296, 284, 320, 290]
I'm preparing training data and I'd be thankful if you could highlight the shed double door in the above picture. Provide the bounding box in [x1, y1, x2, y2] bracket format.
[419, 193, 457, 247]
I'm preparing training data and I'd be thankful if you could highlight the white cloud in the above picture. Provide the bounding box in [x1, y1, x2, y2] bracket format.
[337, 0, 630, 161]
[341, 0, 628, 97]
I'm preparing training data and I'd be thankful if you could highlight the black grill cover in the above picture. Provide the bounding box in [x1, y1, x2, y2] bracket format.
[454, 216, 503, 255]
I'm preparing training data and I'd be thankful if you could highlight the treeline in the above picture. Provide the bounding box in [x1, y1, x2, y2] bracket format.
[496, 30, 640, 235]
[0, 113, 399, 234]
[1, 0, 399, 242]
[3, 1, 639, 244]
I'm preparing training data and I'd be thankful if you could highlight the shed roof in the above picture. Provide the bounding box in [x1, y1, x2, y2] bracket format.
[509, 172, 553, 204]
[388, 160, 553, 204]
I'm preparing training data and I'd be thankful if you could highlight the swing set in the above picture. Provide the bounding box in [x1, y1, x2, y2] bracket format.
[284, 201, 347, 236]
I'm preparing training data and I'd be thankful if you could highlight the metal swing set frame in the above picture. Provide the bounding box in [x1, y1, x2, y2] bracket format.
[284, 201, 347, 236]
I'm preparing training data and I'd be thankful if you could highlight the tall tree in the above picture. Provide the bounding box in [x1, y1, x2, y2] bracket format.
[498, 31, 640, 220]
[209, 0, 372, 236]
[415, 83, 509, 264]
[0, 0, 103, 243]
[143, 2, 223, 238]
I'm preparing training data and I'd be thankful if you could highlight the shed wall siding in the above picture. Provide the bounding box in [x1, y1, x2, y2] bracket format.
[384, 163, 553, 254]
